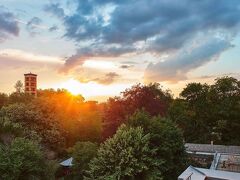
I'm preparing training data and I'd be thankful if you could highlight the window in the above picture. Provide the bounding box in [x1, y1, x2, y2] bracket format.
[31, 83, 35, 86]
[26, 83, 29, 86]
[32, 88, 35, 91]
[26, 88, 29, 91]
[25, 77, 29, 81]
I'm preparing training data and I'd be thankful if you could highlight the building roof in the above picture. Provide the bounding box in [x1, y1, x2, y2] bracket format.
[185, 143, 240, 154]
[24, 72, 37, 76]
[178, 166, 240, 180]
[60, 157, 73, 167]
[216, 154, 240, 173]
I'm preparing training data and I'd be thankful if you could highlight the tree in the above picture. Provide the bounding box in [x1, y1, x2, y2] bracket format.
[0, 103, 65, 150]
[8, 92, 33, 104]
[14, 80, 24, 94]
[103, 83, 173, 139]
[168, 99, 195, 141]
[86, 125, 162, 180]
[68, 141, 98, 179]
[0, 138, 46, 180]
[127, 111, 187, 180]
[0, 93, 8, 109]
[34, 89, 102, 146]
[169, 76, 240, 145]
[208, 77, 240, 144]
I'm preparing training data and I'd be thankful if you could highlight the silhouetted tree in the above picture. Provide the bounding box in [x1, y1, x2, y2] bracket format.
[103, 83, 172, 139]
[14, 80, 24, 94]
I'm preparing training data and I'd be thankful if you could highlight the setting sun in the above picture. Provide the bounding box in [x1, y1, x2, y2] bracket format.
[57, 78, 133, 100]
[61, 79, 81, 95]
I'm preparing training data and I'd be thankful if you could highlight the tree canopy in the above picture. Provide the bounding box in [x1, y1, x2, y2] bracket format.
[0, 76, 239, 179]
[102, 83, 172, 139]
[0, 138, 48, 180]
[127, 111, 187, 180]
[169, 76, 240, 145]
[68, 141, 98, 179]
[87, 125, 162, 180]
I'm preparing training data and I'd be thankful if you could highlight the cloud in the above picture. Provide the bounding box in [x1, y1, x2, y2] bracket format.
[49, 25, 58, 32]
[59, 45, 135, 73]
[120, 65, 133, 69]
[26, 17, 43, 36]
[93, 72, 120, 85]
[144, 37, 233, 82]
[46, 0, 240, 80]
[0, 6, 19, 42]
[78, 72, 120, 85]
[0, 49, 63, 66]
[44, 3, 65, 18]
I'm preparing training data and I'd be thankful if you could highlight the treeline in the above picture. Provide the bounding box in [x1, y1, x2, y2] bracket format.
[169, 76, 240, 145]
[0, 76, 239, 179]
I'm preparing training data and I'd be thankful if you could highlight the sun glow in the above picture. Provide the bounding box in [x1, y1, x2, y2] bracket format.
[61, 79, 81, 95]
[57, 78, 133, 100]
[82, 60, 117, 70]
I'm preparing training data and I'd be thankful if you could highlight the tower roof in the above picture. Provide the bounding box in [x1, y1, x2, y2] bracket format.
[24, 72, 37, 76]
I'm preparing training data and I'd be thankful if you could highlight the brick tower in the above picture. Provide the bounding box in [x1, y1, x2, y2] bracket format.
[24, 73, 37, 96]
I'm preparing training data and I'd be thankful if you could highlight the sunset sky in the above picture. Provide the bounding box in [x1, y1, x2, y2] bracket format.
[0, 0, 240, 101]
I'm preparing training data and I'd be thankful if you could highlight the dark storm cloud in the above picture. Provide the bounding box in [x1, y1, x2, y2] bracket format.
[0, 6, 19, 42]
[47, 0, 240, 81]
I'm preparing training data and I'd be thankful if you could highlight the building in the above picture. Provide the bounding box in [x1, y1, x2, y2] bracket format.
[24, 73, 37, 96]
[178, 165, 240, 180]
[178, 143, 240, 180]
[185, 143, 240, 172]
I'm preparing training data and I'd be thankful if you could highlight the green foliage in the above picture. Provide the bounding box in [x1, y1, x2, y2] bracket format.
[44, 160, 60, 180]
[103, 83, 173, 139]
[0, 77, 239, 179]
[68, 141, 98, 179]
[0, 117, 23, 136]
[86, 125, 162, 180]
[8, 92, 34, 104]
[34, 89, 102, 146]
[0, 103, 65, 150]
[0, 138, 46, 180]
[209, 77, 240, 144]
[0, 92, 8, 109]
[169, 76, 240, 145]
[127, 111, 187, 180]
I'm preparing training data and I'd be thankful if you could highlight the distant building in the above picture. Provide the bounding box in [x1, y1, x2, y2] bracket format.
[178, 143, 240, 180]
[24, 73, 37, 96]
